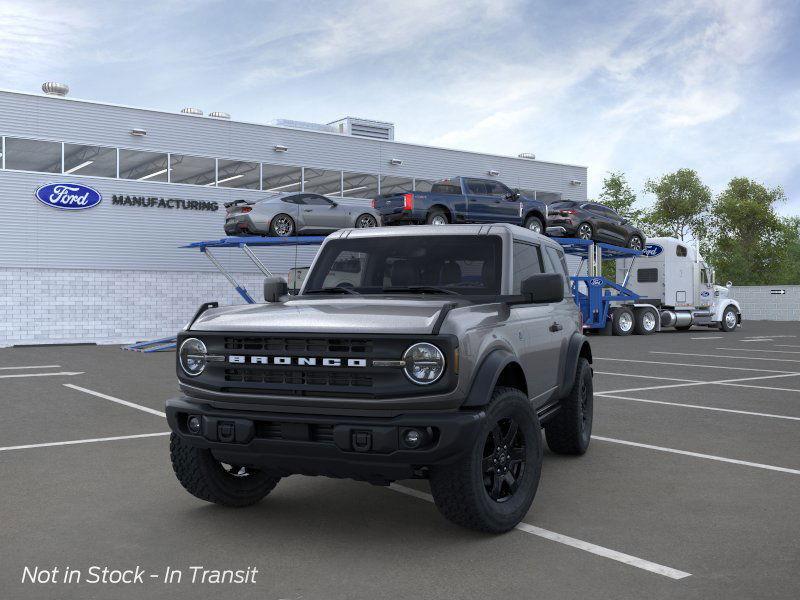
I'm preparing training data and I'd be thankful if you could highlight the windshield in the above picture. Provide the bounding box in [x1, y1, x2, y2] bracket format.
[304, 235, 502, 296]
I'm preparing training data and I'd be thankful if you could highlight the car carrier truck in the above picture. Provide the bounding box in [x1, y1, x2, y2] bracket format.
[610, 236, 742, 334]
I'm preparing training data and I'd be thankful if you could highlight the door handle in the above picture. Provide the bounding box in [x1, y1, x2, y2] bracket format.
[303, 209, 313, 212]
[549, 322, 563, 332]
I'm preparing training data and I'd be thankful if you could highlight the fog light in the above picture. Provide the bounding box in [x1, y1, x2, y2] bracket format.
[403, 429, 422, 448]
[187, 415, 202, 434]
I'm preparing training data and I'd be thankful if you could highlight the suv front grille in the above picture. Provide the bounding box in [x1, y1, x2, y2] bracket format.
[224, 337, 373, 354]
[224, 367, 373, 388]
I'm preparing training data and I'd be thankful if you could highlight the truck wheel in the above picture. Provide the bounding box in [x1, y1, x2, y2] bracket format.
[269, 214, 295, 237]
[719, 306, 738, 332]
[429, 387, 542, 533]
[634, 308, 657, 335]
[524, 215, 544, 234]
[611, 307, 634, 336]
[169, 434, 280, 507]
[545, 358, 593, 455]
[426, 209, 449, 225]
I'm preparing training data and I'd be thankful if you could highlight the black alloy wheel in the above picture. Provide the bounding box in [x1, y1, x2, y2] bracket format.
[628, 235, 644, 251]
[355, 214, 378, 228]
[483, 417, 526, 502]
[577, 223, 593, 240]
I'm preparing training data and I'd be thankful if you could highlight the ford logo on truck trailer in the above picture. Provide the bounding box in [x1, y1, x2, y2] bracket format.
[641, 244, 663, 257]
[35, 183, 102, 210]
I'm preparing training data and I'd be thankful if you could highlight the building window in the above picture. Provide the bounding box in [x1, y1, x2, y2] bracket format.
[217, 159, 260, 189]
[262, 163, 302, 192]
[414, 178, 436, 192]
[304, 168, 342, 196]
[63, 144, 117, 177]
[119, 149, 169, 182]
[379, 175, 413, 195]
[4, 138, 61, 173]
[170, 154, 216, 186]
[341, 172, 378, 198]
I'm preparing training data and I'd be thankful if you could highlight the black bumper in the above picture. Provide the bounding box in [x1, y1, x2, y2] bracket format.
[166, 396, 486, 483]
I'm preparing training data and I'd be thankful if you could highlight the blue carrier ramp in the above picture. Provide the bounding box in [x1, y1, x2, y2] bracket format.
[123, 235, 326, 351]
[552, 238, 642, 330]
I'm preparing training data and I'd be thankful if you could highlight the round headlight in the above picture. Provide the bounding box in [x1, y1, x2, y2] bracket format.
[179, 338, 207, 377]
[403, 342, 445, 385]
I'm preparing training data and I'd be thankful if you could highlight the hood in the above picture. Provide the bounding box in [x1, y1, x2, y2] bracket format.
[190, 297, 456, 334]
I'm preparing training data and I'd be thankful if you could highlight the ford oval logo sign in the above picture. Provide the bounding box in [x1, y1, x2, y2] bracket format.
[589, 278, 603, 287]
[35, 183, 102, 210]
[700, 290, 710, 297]
[642, 244, 663, 257]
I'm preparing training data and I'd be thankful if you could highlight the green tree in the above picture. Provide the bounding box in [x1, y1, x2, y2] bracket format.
[598, 171, 643, 227]
[705, 177, 791, 285]
[642, 169, 711, 241]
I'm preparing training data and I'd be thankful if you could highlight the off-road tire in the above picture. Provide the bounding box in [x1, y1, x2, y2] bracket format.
[429, 387, 542, 533]
[634, 308, 657, 335]
[170, 433, 280, 507]
[269, 213, 295, 237]
[611, 307, 634, 336]
[719, 306, 738, 332]
[426, 209, 449, 225]
[524, 215, 544, 234]
[545, 358, 593, 455]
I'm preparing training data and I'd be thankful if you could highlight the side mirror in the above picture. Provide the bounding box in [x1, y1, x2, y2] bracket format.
[264, 276, 288, 302]
[329, 201, 338, 208]
[726, 281, 732, 289]
[521, 273, 564, 303]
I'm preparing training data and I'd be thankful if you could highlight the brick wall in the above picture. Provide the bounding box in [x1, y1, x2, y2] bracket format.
[0, 268, 268, 347]
[729, 286, 800, 322]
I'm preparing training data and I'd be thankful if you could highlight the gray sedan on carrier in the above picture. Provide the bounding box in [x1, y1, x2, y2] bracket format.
[224, 192, 382, 237]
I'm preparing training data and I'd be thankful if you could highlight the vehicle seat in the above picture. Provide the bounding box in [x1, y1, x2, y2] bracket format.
[440, 261, 462, 285]
[391, 260, 418, 287]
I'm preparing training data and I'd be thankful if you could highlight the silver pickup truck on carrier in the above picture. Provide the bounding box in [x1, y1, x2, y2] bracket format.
[167, 224, 594, 532]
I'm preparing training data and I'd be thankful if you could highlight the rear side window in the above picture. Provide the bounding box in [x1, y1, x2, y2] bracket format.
[430, 180, 462, 194]
[512, 242, 543, 293]
[281, 195, 304, 205]
[465, 179, 490, 195]
[638, 268, 658, 282]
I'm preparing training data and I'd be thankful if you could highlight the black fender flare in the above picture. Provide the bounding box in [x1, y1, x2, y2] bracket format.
[558, 333, 592, 397]
[462, 348, 519, 407]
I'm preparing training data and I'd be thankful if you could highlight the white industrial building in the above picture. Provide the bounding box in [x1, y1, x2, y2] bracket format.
[0, 84, 588, 346]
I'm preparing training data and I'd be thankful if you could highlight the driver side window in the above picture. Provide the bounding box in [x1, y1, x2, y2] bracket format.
[304, 195, 333, 206]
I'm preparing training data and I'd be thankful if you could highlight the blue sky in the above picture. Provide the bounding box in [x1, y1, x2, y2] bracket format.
[2, 0, 799, 213]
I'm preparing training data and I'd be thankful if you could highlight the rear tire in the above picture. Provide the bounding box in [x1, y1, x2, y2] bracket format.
[576, 222, 593, 240]
[170, 433, 280, 507]
[634, 308, 657, 335]
[269, 213, 295, 237]
[545, 358, 593, 455]
[627, 235, 644, 251]
[355, 213, 378, 228]
[611, 307, 634, 336]
[429, 387, 542, 533]
[426, 209, 449, 225]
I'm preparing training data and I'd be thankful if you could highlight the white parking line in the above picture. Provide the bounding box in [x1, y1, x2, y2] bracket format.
[0, 371, 84, 379]
[0, 432, 170, 453]
[594, 371, 700, 383]
[598, 394, 800, 421]
[592, 436, 800, 475]
[64, 384, 166, 418]
[650, 351, 800, 363]
[776, 344, 800, 349]
[596, 372, 800, 395]
[690, 336, 723, 340]
[0, 364, 61, 370]
[716, 348, 800, 354]
[595, 357, 797, 374]
[388, 484, 691, 580]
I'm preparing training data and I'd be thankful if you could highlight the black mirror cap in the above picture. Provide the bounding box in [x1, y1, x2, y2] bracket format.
[521, 273, 564, 303]
[264, 276, 288, 302]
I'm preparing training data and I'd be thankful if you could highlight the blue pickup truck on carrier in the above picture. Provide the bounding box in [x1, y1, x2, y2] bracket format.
[372, 177, 548, 233]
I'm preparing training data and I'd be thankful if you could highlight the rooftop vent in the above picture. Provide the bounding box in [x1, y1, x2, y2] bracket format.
[328, 117, 394, 141]
[180, 107, 203, 116]
[42, 82, 69, 97]
[209, 111, 230, 119]
[518, 152, 536, 160]
[269, 119, 337, 134]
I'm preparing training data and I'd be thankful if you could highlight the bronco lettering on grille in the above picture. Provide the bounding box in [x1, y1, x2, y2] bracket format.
[228, 355, 368, 367]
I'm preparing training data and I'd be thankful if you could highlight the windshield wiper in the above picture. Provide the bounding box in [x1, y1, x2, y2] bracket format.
[304, 287, 360, 295]
[381, 286, 459, 295]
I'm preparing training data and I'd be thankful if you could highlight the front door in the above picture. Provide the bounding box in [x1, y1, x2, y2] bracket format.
[300, 195, 348, 232]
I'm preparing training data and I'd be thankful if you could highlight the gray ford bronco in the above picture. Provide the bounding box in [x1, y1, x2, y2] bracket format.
[167, 224, 593, 532]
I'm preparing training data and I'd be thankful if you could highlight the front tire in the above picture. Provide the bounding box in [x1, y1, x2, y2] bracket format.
[545, 358, 593, 455]
[429, 387, 542, 533]
[524, 215, 544, 234]
[170, 434, 280, 507]
[355, 213, 378, 228]
[269, 213, 295, 237]
[719, 306, 738, 332]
